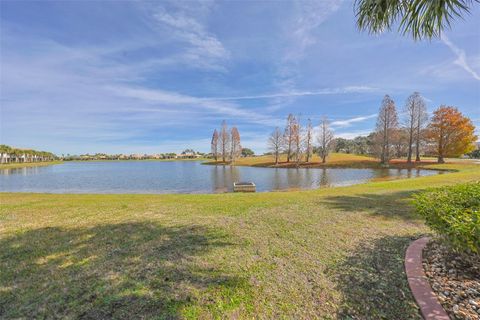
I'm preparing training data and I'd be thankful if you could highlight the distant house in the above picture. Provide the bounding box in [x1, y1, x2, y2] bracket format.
[1, 153, 10, 164]
[0, 145, 55, 163]
[130, 154, 144, 160]
[176, 152, 201, 159]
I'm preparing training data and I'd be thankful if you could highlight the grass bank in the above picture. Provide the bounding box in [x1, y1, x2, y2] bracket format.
[205, 153, 445, 169]
[0, 161, 63, 169]
[1, 162, 479, 319]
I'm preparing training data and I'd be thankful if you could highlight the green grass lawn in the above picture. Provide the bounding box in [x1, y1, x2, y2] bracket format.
[1, 162, 479, 319]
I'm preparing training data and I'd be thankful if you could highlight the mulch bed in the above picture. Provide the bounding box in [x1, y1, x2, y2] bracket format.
[423, 240, 480, 320]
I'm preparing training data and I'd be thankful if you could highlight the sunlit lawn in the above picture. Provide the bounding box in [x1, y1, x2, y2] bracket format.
[1, 161, 479, 319]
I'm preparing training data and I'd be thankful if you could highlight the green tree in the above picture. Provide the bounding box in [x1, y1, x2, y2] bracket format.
[355, 0, 479, 40]
[467, 149, 480, 158]
[241, 148, 254, 157]
[334, 138, 352, 153]
[352, 136, 370, 155]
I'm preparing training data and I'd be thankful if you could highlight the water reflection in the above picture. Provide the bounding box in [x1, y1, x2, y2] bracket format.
[271, 168, 282, 190]
[0, 161, 442, 194]
[0, 166, 44, 176]
[211, 165, 240, 193]
[320, 169, 330, 187]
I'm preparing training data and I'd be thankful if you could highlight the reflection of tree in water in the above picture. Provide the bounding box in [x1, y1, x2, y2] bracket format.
[405, 169, 422, 179]
[319, 168, 330, 187]
[270, 168, 332, 191]
[405, 169, 412, 178]
[271, 168, 283, 191]
[302, 169, 313, 189]
[371, 168, 388, 180]
[1, 167, 40, 176]
[211, 166, 225, 193]
[286, 168, 299, 189]
[211, 166, 240, 193]
[396, 168, 402, 178]
[229, 166, 240, 188]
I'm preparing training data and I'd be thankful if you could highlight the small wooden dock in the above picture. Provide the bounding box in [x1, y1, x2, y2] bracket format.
[233, 182, 256, 192]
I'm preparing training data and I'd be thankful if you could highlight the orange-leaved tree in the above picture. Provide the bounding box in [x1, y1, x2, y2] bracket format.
[428, 106, 477, 163]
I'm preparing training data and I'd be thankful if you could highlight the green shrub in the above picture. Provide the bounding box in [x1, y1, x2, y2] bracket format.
[413, 182, 480, 255]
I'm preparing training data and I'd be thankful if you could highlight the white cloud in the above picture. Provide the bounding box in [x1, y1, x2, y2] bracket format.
[272, 0, 343, 109]
[151, 5, 229, 71]
[441, 35, 480, 81]
[334, 130, 372, 139]
[197, 86, 377, 101]
[106, 86, 281, 127]
[331, 114, 377, 128]
[108, 85, 378, 127]
[285, 0, 343, 61]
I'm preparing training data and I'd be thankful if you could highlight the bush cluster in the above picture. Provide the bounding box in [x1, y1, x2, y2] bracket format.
[413, 182, 480, 255]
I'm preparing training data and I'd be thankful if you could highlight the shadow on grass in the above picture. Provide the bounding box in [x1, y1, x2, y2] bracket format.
[322, 190, 420, 221]
[330, 235, 422, 319]
[0, 222, 247, 319]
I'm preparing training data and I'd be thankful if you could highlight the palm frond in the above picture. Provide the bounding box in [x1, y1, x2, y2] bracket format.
[355, 0, 478, 40]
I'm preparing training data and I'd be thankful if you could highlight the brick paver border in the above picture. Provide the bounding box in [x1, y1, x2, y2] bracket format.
[405, 237, 449, 320]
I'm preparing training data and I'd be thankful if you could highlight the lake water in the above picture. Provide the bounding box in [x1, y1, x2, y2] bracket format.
[0, 161, 442, 194]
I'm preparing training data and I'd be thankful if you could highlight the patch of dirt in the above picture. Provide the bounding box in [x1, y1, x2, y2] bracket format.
[423, 240, 480, 320]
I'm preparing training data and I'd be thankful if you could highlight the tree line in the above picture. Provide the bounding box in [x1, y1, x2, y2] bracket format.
[267, 115, 334, 166]
[0, 145, 56, 164]
[373, 93, 477, 164]
[263, 92, 477, 165]
[210, 121, 242, 163]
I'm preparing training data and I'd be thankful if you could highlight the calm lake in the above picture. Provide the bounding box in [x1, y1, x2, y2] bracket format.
[0, 161, 443, 194]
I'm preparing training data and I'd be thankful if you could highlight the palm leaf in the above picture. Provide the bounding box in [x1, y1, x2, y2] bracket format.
[355, 0, 478, 40]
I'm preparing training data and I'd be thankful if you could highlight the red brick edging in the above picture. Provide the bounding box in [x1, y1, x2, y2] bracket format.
[405, 237, 449, 320]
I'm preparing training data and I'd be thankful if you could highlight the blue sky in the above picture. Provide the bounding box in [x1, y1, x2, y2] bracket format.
[1, 0, 479, 154]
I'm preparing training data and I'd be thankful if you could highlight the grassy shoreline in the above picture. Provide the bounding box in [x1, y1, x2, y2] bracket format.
[203, 153, 452, 169]
[1, 161, 479, 318]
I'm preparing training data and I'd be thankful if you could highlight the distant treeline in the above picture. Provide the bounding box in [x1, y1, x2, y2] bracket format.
[264, 92, 478, 165]
[0, 145, 56, 164]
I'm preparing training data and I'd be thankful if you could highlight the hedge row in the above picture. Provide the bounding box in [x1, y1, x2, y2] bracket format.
[413, 182, 480, 255]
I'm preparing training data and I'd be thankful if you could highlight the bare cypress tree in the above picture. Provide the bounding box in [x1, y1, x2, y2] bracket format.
[304, 119, 313, 162]
[291, 116, 302, 166]
[230, 127, 241, 164]
[268, 127, 283, 165]
[376, 95, 398, 165]
[211, 129, 219, 161]
[404, 93, 417, 163]
[392, 128, 409, 158]
[317, 116, 334, 163]
[219, 120, 230, 162]
[404, 92, 427, 163]
[283, 114, 295, 162]
[415, 96, 428, 162]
